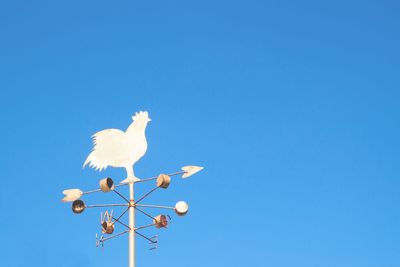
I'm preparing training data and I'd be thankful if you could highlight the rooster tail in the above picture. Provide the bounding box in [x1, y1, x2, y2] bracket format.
[83, 152, 93, 169]
[82, 151, 108, 171]
[83, 159, 90, 169]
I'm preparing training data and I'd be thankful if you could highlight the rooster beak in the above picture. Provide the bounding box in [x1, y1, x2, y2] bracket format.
[148, 118, 152, 122]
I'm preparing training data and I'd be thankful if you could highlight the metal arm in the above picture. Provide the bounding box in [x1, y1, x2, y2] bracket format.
[76, 170, 187, 198]
[134, 204, 175, 210]
[87, 204, 129, 208]
[134, 171, 186, 184]
[98, 229, 130, 246]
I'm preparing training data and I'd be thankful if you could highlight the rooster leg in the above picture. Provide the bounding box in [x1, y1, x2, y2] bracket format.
[127, 166, 134, 179]
[121, 166, 140, 183]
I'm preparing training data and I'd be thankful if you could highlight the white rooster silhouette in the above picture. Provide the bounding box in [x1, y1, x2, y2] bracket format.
[83, 111, 151, 183]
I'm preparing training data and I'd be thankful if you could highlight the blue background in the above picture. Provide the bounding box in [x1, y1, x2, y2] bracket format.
[0, 0, 399, 266]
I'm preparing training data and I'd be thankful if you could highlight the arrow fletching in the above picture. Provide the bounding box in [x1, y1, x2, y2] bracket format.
[62, 189, 83, 202]
[181, 166, 204, 179]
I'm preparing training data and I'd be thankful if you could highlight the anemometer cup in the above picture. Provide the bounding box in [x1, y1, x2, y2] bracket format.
[99, 177, 115, 192]
[156, 174, 171, 189]
[72, 200, 86, 214]
[174, 201, 189, 216]
[154, 214, 168, 228]
[101, 221, 115, 234]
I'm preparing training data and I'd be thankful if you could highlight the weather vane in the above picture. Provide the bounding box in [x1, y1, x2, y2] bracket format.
[61, 111, 204, 267]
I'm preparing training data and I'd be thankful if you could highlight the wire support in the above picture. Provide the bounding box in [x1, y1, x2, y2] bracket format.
[112, 216, 131, 229]
[113, 189, 130, 203]
[135, 187, 159, 204]
[111, 207, 130, 227]
[135, 231, 157, 244]
[134, 207, 156, 220]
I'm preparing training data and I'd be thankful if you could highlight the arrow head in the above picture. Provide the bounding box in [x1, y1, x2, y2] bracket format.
[181, 166, 204, 179]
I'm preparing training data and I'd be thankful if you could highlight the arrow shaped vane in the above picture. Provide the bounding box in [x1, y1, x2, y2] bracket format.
[61, 166, 204, 202]
[181, 165, 204, 178]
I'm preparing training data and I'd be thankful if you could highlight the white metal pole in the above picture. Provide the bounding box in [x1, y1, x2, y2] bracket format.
[129, 182, 135, 267]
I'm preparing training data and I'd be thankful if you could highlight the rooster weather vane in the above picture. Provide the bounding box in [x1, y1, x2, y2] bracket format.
[61, 111, 203, 267]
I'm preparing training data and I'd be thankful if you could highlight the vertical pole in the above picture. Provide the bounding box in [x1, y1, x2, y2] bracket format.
[129, 182, 135, 267]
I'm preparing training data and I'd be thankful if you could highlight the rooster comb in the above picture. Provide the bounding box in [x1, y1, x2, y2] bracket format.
[132, 111, 150, 121]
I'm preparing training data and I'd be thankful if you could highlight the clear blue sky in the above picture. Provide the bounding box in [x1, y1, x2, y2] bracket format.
[0, 0, 399, 266]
